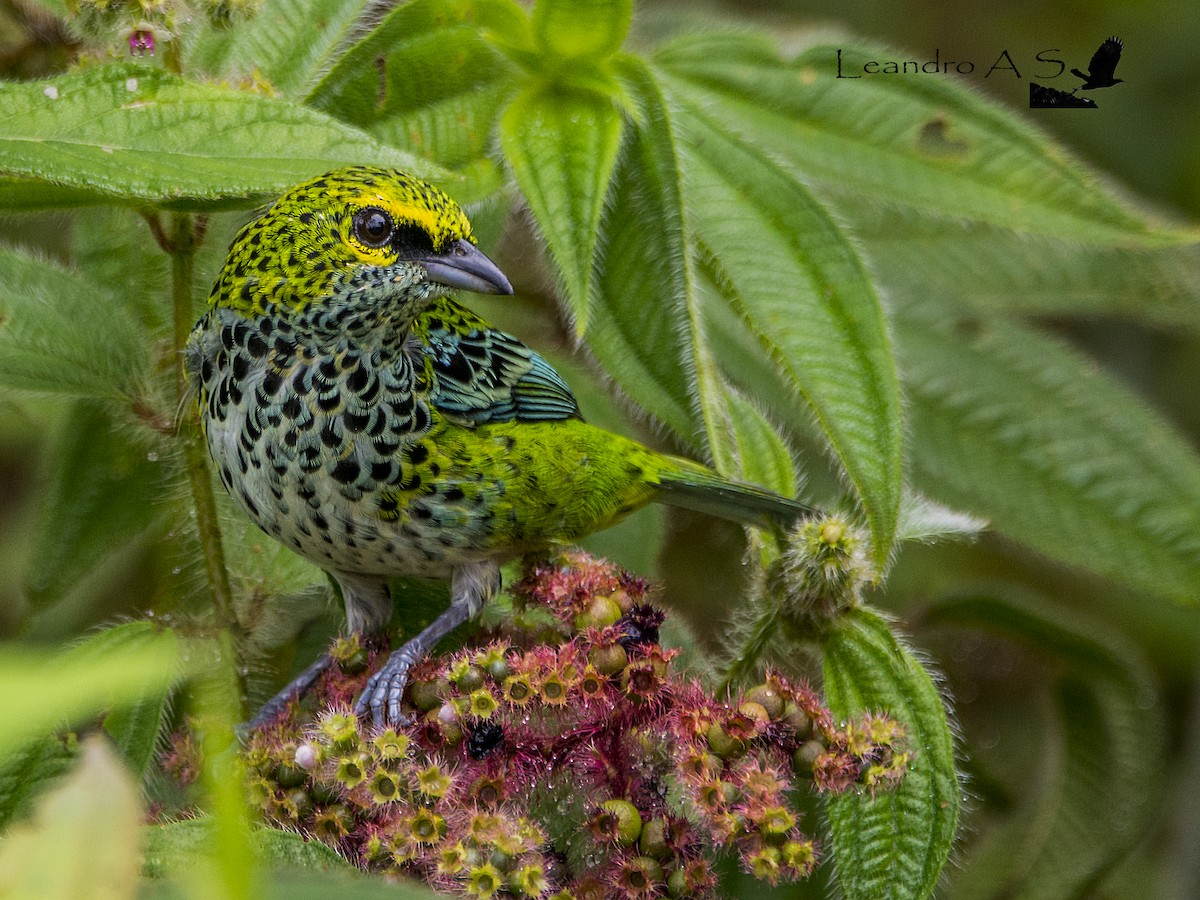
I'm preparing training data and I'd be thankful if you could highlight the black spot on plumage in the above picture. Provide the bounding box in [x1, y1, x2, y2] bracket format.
[460, 340, 489, 360]
[261, 369, 283, 396]
[440, 351, 473, 383]
[346, 364, 369, 392]
[319, 358, 339, 380]
[374, 436, 400, 456]
[409, 444, 429, 465]
[442, 487, 465, 502]
[411, 405, 429, 432]
[331, 457, 360, 484]
[317, 391, 341, 412]
[282, 395, 302, 419]
[359, 375, 380, 405]
[344, 408, 370, 433]
[246, 332, 268, 358]
[412, 504, 433, 520]
[321, 420, 342, 448]
[370, 460, 395, 482]
[283, 429, 298, 448]
[232, 353, 249, 380]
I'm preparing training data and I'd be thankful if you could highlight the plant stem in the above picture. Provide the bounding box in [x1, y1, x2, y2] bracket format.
[170, 212, 245, 710]
[719, 601, 782, 691]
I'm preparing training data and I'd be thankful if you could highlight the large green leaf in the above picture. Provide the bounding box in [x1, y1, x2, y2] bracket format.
[189, 0, 374, 97]
[821, 609, 959, 900]
[676, 96, 903, 564]
[0, 63, 441, 210]
[305, 0, 522, 167]
[85, 623, 179, 779]
[144, 820, 355, 878]
[0, 247, 149, 400]
[25, 403, 169, 610]
[0, 735, 75, 832]
[899, 311, 1200, 604]
[500, 86, 623, 333]
[930, 595, 1163, 900]
[840, 202, 1200, 331]
[656, 33, 1182, 244]
[0, 624, 178, 762]
[586, 60, 697, 442]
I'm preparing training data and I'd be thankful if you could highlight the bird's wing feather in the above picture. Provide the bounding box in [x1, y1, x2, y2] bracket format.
[1090, 37, 1123, 77]
[413, 298, 581, 424]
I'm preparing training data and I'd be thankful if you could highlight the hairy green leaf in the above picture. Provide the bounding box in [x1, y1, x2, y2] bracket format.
[0, 734, 75, 832]
[899, 311, 1200, 603]
[0, 247, 149, 399]
[190, 0, 373, 97]
[0, 623, 178, 762]
[675, 96, 903, 563]
[722, 386, 801, 502]
[0, 64, 440, 210]
[144, 819, 355, 878]
[83, 623, 177, 779]
[841, 203, 1200, 330]
[0, 177, 110, 209]
[930, 595, 1163, 900]
[306, 0, 522, 167]
[143, 870, 443, 900]
[896, 491, 987, 545]
[26, 403, 169, 609]
[821, 609, 959, 900]
[657, 33, 1179, 244]
[586, 60, 697, 442]
[500, 86, 623, 333]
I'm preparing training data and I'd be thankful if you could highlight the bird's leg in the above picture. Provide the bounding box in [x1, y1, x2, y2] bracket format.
[246, 653, 336, 730]
[244, 574, 393, 731]
[356, 559, 501, 727]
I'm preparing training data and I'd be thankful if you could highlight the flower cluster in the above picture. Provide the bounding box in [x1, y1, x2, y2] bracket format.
[69, 0, 264, 58]
[230, 551, 908, 898]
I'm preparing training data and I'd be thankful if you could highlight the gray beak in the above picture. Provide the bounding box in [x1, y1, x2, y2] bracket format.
[422, 239, 514, 296]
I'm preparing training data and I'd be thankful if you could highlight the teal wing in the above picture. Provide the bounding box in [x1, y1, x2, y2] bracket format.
[415, 299, 581, 424]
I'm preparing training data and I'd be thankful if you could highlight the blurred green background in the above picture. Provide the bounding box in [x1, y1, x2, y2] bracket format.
[2, 0, 1199, 897]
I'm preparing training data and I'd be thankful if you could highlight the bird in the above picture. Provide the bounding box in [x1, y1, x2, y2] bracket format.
[186, 166, 811, 727]
[1071, 36, 1124, 91]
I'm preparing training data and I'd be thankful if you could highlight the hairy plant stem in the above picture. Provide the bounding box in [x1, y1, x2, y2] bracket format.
[720, 600, 782, 691]
[170, 212, 245, 711]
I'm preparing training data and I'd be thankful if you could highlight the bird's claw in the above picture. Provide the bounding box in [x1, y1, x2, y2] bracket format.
[355, 644, 423, 727]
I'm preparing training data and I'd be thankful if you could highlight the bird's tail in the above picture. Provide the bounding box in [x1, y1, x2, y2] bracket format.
[653, 457, 813, 532]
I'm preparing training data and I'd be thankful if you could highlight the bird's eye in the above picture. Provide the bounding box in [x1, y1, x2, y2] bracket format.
[352, 207, 393, 248]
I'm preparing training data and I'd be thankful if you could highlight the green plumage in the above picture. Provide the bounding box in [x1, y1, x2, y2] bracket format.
[186, 166, 810, 725]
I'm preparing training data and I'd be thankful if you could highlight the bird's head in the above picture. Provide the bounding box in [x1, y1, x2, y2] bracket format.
[208, 166, 512, 332]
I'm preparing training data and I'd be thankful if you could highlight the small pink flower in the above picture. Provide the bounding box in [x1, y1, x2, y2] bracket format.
[129, 30, 155, 57]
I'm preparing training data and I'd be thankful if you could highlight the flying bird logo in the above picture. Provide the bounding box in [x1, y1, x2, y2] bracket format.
[1072, 36, 1125, 91]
